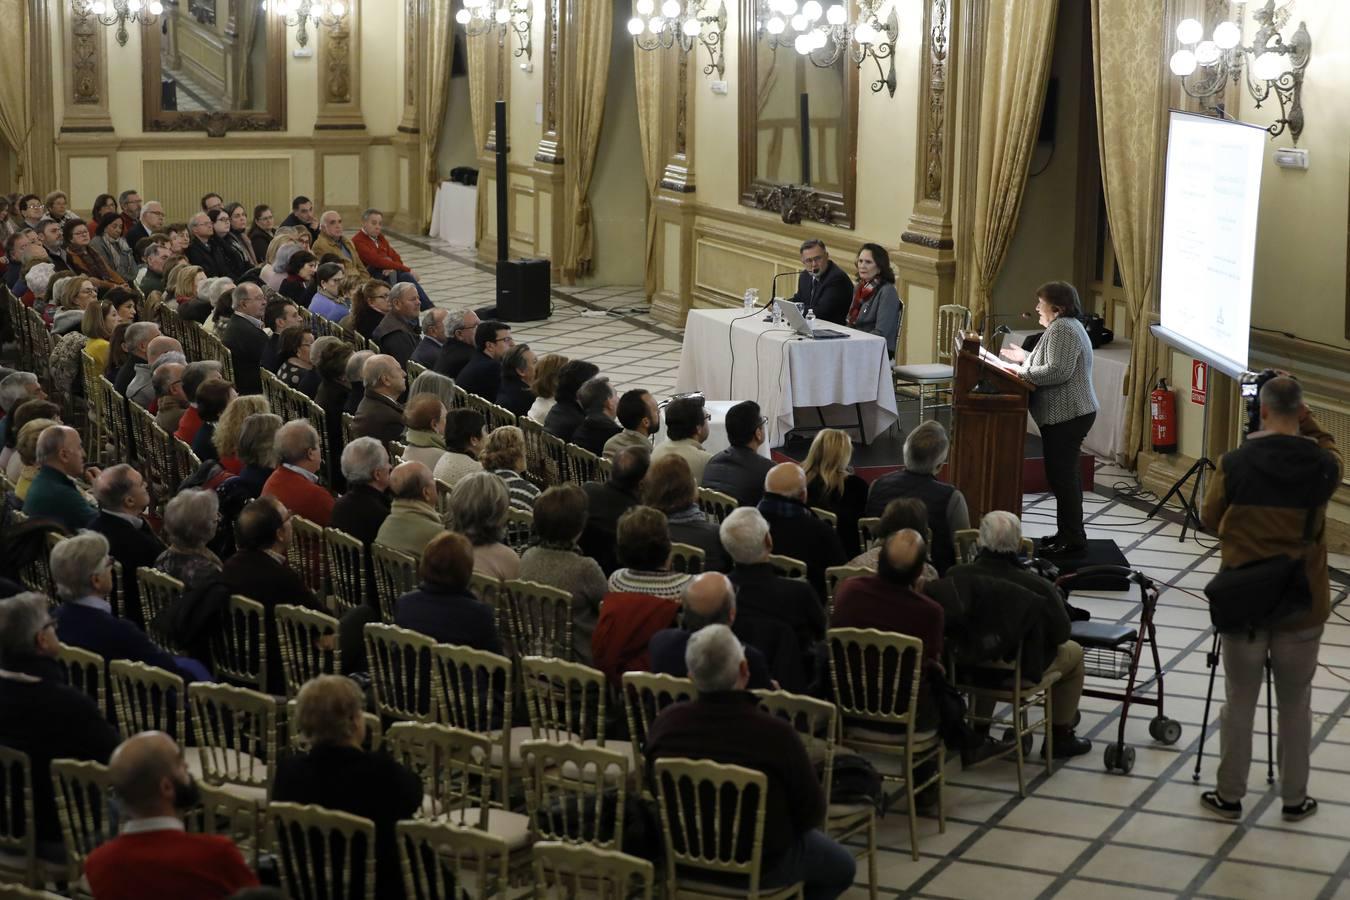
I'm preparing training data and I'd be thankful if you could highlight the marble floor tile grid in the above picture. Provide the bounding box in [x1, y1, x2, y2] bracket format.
[391, 234, 1350, 899]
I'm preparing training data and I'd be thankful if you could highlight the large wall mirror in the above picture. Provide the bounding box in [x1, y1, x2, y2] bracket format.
[141, 0, 287, 134]
[737, 0, 858, 228]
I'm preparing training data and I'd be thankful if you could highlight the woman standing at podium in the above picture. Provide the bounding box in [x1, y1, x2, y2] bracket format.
[1000, 281, 1099, 556]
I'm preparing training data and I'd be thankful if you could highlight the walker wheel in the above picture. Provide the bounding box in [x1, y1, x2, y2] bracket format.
[1149, 716, 1182, 746]
[1103, 742, 1135, 774]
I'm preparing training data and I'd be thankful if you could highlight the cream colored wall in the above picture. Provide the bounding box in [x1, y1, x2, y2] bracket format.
[583, 13, 647, 286]
[991, 0, 1086, 318]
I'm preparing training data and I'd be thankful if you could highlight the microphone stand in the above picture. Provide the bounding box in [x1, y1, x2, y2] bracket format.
[765, 269, 806, 313]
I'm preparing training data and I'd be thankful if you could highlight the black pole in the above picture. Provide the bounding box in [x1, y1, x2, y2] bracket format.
[495, 100, 508, 263]
[799, 92, 811, 185]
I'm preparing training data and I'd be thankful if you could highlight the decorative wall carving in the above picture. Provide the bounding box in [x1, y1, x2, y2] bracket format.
[70, 3, 101, 105]
[923, 0, 950, 202]
[674, 51, 688, 155]
[405, 0, 417, 110]
[534, 0, 563, 164]
[751, 184, 835, 225]
[901, 230, 954, 250]
[324, 12, 353, 104]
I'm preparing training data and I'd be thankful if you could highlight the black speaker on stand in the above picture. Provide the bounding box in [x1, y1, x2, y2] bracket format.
[492, 100, 552, 322]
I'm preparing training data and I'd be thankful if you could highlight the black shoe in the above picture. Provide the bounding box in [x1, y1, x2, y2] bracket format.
[961, 736, 1012, 767]
[1283, 797, 1318, 821]
[1042, 731, 1091, 759]
[1200, 790, 1243, 820]
[1041, 540, 1088, 558]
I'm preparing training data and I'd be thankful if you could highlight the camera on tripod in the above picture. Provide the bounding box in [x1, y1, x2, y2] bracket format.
[1239, 369, 1295, 437]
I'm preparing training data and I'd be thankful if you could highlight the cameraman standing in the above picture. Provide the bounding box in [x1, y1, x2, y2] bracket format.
[1200, 375, 1341, 821]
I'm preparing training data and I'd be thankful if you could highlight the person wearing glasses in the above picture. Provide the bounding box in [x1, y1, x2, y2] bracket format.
[17, 194, 46, 230]
[789, 238, 853, 325]
[433, 307, 481, 378]
[0, 592, 121, 864]
[701, 400, 775, 507]
[455, 320, 515, 400]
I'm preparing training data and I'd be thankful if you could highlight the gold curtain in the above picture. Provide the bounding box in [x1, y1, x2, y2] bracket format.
[968, 0, 1058, 321]
[1092, 0, 1166, 467]
[232, 0, 260, 108]
[419, 0, 455, 231]
[559, 0, 612, 281]
[632, 8, 664, 299]
[0, 0, 31, 188]
[467, 30, 490, 248]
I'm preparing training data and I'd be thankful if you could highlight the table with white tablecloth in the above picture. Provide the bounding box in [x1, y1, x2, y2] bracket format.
[1010, 330, 1132, 462]
[428, 181, 476, 247]
[675, 308, 898, 449]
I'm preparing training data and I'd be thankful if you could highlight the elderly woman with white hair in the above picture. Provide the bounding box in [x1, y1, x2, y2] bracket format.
[154, 489, 224, 590]
[51, 531, 189, 676]
[448, 471, 520, 580]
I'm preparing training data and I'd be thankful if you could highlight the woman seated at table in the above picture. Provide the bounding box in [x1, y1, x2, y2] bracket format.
[846, 242, 901, 357]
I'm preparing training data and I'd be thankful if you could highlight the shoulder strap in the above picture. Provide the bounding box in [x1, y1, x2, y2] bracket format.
[1301, 505, 1318, 545]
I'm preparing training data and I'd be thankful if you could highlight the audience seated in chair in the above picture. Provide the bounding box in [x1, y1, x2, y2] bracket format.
[496, 342, 537, 417]
[220, 283, 269, 396]
[259, 298, 302, 373]
[863, 421, 968, 574]
[603, 388, 659, 461]
[650, 395, 712, 483]
[23, 424, 97, 530]
[431, 407, 485, 489]
[370, 283, 422, 369]
[757, 462, 846, 599]
[803, 428, 870, 559]
[456, 320, 514, 401]
[449, 471, 520, 581]
[330, 436, 393, 549]
[189, 379, 237, 465]
[400, 394, 449, 473]
[128, 335, 184, 408]
[393, 530, 501, 652]
[410, 308, 448, 369]
[272, 675, 423, 900]
[645, 624, 856, 899]
[310, 210, 364, 276]
[580, 444, 649, 574]
[152, 361, 189, 434]
[543, 359, 599, 442]
[374, 460, 445, 558]
[86, 731, 260, 900]
[353, 208, 430, 308]
[155, 489, 225, 591]
[174, 360, 224, 445]
[352, 354, 407, 444]
[592, 506, 684, 686]
[91, 464, 164, 627]
[262, 420, 334, 526]
[480, 425, 540, 511]
[699, 400, 774, 508]
[648, 572, 773, 689]
[432, 306, 480, 379]
[0, 591, 121, 857]
[115, 321, 160, 395]
[643, 454, 730, 572]
[518, 484, 609, 664]
[570, 375, 623, 457]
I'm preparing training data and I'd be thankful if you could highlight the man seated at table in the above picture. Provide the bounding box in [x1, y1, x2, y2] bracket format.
[790, 238, 853, 324]
[651, 395, 711, 483]
[701, 400, 774, 508]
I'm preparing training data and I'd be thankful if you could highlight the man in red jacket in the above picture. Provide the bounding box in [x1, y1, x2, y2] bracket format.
[85, 731, 259, 900]
[352, 207, 432, 309]
[262, 420, 335, 526]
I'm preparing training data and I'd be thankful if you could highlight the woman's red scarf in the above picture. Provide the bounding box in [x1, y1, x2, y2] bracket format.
[847, 280, 875, 326]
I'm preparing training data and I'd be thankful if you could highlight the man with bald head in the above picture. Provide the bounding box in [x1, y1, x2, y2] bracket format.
[85, 732, 259, 899]
[128, 335, 184, 408]
[153, 361, 189, 433]
[648, 572, 774, 688]
[262, 420, 334, 526]
[758, 462, 845, 598]
[353, 353, 407, 442]
[126, 198, 162, 259]
[186, 210, 228, 276]
[832, 529, 945, 724]
[374, 460, 446, 556]
[311, 209, 363, 274]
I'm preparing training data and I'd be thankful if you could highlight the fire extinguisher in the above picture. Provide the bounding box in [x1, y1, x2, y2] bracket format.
[1151, 379, 1177, 453]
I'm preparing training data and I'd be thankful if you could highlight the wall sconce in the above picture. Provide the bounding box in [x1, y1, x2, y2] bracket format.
[261, 0, 347, 49]
[1170, 0, 1311, 143]
[628, 0, 729, 79]
[74, 0, 164, 47]
[760, 0, 899, 96]
[456, 0, 534, 63]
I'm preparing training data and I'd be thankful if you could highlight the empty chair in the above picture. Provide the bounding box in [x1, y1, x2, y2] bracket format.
[275, 604, 341, 698]
[187, 682, 279, 803]
[268, 802, 376, 900]
[363, 623, 438, 724]
[531, 841, 654, 900]
[521, 740, 629, 851]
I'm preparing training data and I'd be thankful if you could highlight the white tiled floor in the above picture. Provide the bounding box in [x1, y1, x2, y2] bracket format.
[391, 233, 1350, 899]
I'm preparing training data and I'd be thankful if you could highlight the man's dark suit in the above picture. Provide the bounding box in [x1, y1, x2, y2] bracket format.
[456, 351, 501, 400]
[260, 332, 284, 373]
[221, 314, 269, 395]
[372, 313, 420, 370]
[791, 260, 854, 325]
[728, 561, 825, 657]
[222, 548, 323, 695]
[90, 510, 165, 629]
[700, 446, 775, 508]
[126, 222, 151, 260]
[571, 413, 622, 457]
[580, 481, 640, 574]
[757, 493, 846, 599]
[410, 337, 442, 369]
[187, 238, 229, 278]
[352, 391, 405, 443]
[331, 482, 392, 607]
[497, 370, 534, 417]
[114, 354, 143, 395]
[433, 340, 474, 378]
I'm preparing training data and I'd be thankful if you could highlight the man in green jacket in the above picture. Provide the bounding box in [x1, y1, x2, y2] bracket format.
[23, 425, 97, 531]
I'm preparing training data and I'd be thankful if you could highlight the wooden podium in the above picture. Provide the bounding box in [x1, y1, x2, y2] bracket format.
[948, 335, 1035, 521]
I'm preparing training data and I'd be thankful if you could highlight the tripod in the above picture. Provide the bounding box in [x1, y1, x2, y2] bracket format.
[1149, 456, 1215, 543]
[1192, 629, 1275, 785]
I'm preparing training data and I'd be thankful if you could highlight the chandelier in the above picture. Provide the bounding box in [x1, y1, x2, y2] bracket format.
[75, 0, 164, 47]
[1169, 0, 1311, 143]
[456, 0, 534, 63]
[261, 0, 347, 49]
[760, 0, 899, 96]
[627, 0, 729, 78]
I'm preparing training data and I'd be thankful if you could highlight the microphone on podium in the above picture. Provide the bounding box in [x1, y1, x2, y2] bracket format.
[767, 269, 808, 309]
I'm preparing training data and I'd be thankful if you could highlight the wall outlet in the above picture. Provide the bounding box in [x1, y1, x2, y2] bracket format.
[1273, 147, 1309, 170]
[710, 80, 729, 95]
[292, 46, 314, 59]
